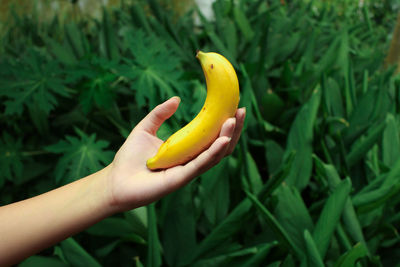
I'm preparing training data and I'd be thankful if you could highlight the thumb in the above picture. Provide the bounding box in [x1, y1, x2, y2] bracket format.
[137, 96, 181, 135]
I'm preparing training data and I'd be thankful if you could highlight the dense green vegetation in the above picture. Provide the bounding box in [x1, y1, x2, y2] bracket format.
[1, 0, 400, 266]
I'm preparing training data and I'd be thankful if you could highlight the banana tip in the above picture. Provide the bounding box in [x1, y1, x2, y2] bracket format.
[146, 157, 157, 170]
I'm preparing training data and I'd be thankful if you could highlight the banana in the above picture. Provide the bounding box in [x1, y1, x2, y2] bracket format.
[146, 51, 240, 170]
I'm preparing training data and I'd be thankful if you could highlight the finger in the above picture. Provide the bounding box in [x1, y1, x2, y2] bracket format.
[219, 117, 236, 138]
[226, 107, 246, 155]
[165, 136, 231, 189]
[136, 97, 181, 135]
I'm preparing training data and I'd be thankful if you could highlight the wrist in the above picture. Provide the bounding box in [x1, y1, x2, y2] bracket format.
[85, 164, 120, 217]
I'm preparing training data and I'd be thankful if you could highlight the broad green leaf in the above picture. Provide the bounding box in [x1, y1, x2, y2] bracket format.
[322, 76, 344, 117]
[60, 238, 101, 267]
[100, 8, 120, 61]
[223, 19, 238, 59]
[265, 140, 284, 175]
[0, 49, 69, 116]
[86, 218, 145, 244]
[46, 37, 78, 66]
[65, 23, 86, 59]
[45, 128, 114, 184]
[263, 151, 296, 196]
[200, 158, 230, 226]
[382, 114, 400, 167]
[129, 2, 152, 33]
[80, 69, 117, 113]
[195, 5, 238, 67]
[245, 190, 304, 260]
[313, 178, 352, 259]
[240, 242, 278, 266]
[352, 183, 400, 213]
[162, 186, 196, 266]
[28, 102, 49, 135]
[193, 152, 295, 259]
[304, 230, 324, 267]
[314, 156, 367, 249]
[19, 256, 68, 267]
[95, 240, 122, 258]
[0, 132, 23, 186]
[274, 184, 314, 252]
[147, 203, 162, 267]
[244, 151, 263, 194]
[124, 206, 148, 239]
[334, 243, 368, 267]
[191, 199, 253, 261]
[192, 245, 270, 267]
[119, 29, 186, 119]
[346, 118, 386, 167]
[233, 6, 254, 41]
[284, 87, 321, 190]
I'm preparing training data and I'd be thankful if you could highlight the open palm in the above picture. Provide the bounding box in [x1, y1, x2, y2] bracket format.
[107, 97, 246, 212]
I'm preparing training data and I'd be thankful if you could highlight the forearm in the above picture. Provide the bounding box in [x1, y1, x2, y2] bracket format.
[0, 164, 115, 266]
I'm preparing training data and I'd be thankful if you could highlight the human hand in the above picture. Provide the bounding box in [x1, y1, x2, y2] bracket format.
[106, 96, 246, 212]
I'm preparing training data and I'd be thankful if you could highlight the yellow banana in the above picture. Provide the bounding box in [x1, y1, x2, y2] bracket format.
[146, 51, 240, 170]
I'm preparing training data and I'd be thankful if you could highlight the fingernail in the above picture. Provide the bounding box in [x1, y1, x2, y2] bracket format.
[174, 96, 181, 103]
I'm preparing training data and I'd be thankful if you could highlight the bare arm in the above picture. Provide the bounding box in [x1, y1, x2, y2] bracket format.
[0, 166, 114, 266]
[0, 97, 246, 266]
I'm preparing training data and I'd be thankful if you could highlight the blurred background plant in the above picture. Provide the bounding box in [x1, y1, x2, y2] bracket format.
[2, 0, 400, 266]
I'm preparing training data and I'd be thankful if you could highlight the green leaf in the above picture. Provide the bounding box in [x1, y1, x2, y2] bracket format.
[65, 22, 87, 59]
[86, 217, 145, 244]
[265, 140, 284, 175]
[352, 182, 400, 213]
[0, 49, 69, 116]
[0, 132, 23, 186]
[119, 29, 186, 116]
[195, 6, 238, 67]
[240, 242, 278, 266]
[162, 186, 196, 266]
[314, 156, 367, 248]
[274, 184, 314, 252]
[200, 158, 230, 226]
[244, 151, 263, 194]
[45, 128, 114, 184]
[313, 178, 352, 259]
[60, 238, 101, 267]
[19, 256, 68, 267]
[100, 8, 120, 61]
[322, 76, 344, 117]
[80, 69, 117, 113]
[46, 37, 78, 66]
[192, 151, 295, 261]
[95, 240, 122, 258]
[284, 87, 321, 190]
[382, 114, 400, 167]
[147, 203, 162, 267]
[334, 243, 368, 267]
[245, 190, 304, 260]
[233, 6, 254, 41]
[192, 199, 253, 261]
[346, 118, 386, 167]
[304, 230, 324, 267]
[192, 245, 269, 267]
[124, 206, 148, 239]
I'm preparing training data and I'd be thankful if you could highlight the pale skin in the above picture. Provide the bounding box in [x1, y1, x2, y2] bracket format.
[0, 96, 246, 266]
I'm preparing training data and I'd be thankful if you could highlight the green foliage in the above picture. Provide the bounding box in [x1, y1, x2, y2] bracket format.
[45, 128, 114, 184]
[1, 0, 400, 266]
